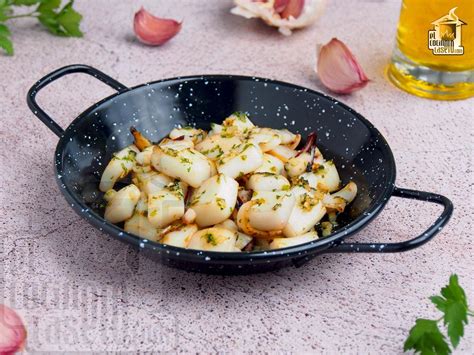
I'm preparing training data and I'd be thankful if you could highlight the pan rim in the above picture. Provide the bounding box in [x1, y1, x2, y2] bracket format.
[54, 74, 396, 263]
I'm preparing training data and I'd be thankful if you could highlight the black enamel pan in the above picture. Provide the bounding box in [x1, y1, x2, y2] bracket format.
[27, 64, 453, 274]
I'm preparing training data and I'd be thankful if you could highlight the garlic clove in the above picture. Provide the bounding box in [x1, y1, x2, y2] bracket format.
[273, 0, 290, 13]
[316, 38, 369, 94]
[280, 0, 304, 19]
[133, 7, 181, 46]
[0, 305, 27, 354]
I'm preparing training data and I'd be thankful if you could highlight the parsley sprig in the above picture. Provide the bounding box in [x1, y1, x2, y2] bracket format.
[0, 0, 83, 55]
[404, 274, 473, 354]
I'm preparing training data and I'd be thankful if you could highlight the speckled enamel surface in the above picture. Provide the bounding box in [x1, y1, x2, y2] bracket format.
[40, 72, 398, 273]
[1, 0, 472, 352]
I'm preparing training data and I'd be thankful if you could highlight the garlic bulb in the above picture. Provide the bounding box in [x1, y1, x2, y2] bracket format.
[231, 0, 326, 35]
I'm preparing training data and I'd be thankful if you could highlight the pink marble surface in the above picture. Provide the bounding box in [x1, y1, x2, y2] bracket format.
[1, 0, 473, 353]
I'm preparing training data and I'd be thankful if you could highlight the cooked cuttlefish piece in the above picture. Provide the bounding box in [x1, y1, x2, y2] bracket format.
[188, 174, 239, 227]
[241, 190, 295, 232]
[169, 127, 207, 144]
[161, 223, 199, 248]
[283, 187, 326, 237]
[99, 145, 138, 192]
[188, 227, 238, 252]
[269, 231, 319, 250]
[277, 129, 301, 149]
[151, 146, 212, 188]
[214, 219, 238, 232]
[216, 143, 263, 179]
[246, 127, 282, 152]
[332, 181, 357, 203]
[124, 193, 159, 240]
[208, 122, 223, 136]
[222, 112, 255, 132]
[135, 145, 154, 166]
[298, 160, 340, 192]
[159, 137, 194, 151]
[268, 144, 298, 163]
[323, 181, 357, 212]
[195, 134, 243, 160]
[104, 184, 141, 223]
[254, 153, 285, 175]
[284, 152, 312, 177]
[235, 232, 253, 250]
[246, 173, 290, 192]
[133, 171, 173, 196]
[147, 181, 185, 228]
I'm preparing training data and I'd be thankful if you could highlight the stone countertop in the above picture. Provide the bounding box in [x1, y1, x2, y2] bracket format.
[1, 0, 472, 353]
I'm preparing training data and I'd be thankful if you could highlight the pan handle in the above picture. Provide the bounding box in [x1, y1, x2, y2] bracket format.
[327, 186, 453, 253]
[27, 64, 128, 137]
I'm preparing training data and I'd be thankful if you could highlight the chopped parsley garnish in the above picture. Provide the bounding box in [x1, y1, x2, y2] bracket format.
[216, 197, 226, 210]
[203, 233, 218, 246]
[272, 203, 282, 211]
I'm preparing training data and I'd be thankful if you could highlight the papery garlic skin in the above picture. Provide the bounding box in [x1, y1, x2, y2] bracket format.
[316, 38, 369, 94]
[134, 7, 181, 46]
[231, 0, 326, 35]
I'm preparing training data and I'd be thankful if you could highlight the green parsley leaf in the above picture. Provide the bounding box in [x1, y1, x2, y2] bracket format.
[37, 0, 61, 13]
[12, 0, 42, 6]
[38, 0, 83, 37]
[0, 1, 13, 22]
[430, 274, 469, 348]
[404, 319, 451, 355]
[404, 274, 472, 354]
[0, 23, 13, 55]
[1, 0, 83, 56]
